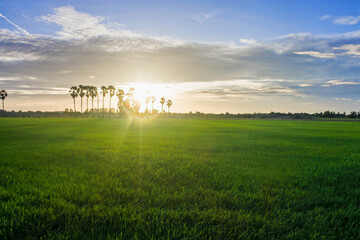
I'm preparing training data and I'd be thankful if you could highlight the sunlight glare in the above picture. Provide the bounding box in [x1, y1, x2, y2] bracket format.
[115, 82, 174, 112]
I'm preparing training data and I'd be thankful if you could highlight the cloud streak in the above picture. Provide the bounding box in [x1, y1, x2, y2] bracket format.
[325, 79, 360, 86]
[333, 15, 360, 25]
[0, 12, 30, 35]
[294, 51, 336, 59]
[321, 14, 360, 25]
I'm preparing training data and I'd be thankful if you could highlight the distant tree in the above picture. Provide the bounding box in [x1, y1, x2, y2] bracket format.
[69, 86, 78, 118]
[78, 85, 85, 115]
[166, 99, 172, 113]
[133, 100, 141, 113]
[108, 85, 116, 118]
[160, 97, 165, 113]
[124, 88, 135, 111]
[349, 111, 357, 118]
[116, 89, 125, 116]
[126, 88, 135, 109]
[101, 86, 108, 117]
[151, 96, 156, 113]
[123, 99, 131, 111]
[1, 89, 8, 114]
[145, 96, 151, 113]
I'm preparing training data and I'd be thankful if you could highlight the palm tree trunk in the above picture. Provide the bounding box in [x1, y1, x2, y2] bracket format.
[119, 101, 123, 117]
[161, 104, 163, 113]
[103, 96, 105, 118]
[73, 98, 76, 118]
[97, 96, 99, 118]
[81, 97, 83, 117]
[2, 99, 4, 117]
[86, 97, 89, 113]
[91, 98, 94, 113]
[109, 97, 111, 118]
[118, 101, 121, 118]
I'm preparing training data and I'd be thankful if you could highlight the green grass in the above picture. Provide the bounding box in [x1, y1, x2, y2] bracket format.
[0, 118, 359, 239]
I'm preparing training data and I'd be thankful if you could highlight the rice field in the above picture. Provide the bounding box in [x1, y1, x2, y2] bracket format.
[0, 118, 359, 239]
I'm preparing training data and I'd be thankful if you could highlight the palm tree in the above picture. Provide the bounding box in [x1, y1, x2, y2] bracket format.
[78, 85, 85, 116]
[69, 86, 78, 118]
[125, 88, 135, 110]
[123, 99, 131, 111]
[90, 86, 97, 113]
[96, 88, 99, 118]
[116, 89, 125, 116]
[160, 97, 165, 113]
[151, 96, 156, 113]
[108, 85, 116, 118]
[145, 96, 151, 113]
[85, 85, 90, 113]
[166, 99, 172, 113]
[101, 86, 108, 117]
[1, 89, 8, 115]
[133, 100, 141, 113]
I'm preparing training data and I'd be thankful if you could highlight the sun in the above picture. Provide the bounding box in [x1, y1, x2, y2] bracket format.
[132, 83, 151, 104]
[115, 82, 172, 112]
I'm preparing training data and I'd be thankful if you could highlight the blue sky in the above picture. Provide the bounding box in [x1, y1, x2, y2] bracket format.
[0, 0, 360, 112]
[1, 0, 359, 41]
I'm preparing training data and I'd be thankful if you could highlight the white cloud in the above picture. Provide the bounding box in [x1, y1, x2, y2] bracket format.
[0, 50, 43, 62]
[294, 51, 336, 59]
[333, 44, 360, 56]
[320, 14, 331, 20]
[39, 5, 130, 39]
[18, 85, 31, 88]
[192, 11, 219, 23]
[239, 38, 257, 45]
[9, 88, 67, 95]
[333, 15, 360, 25]
[0, 77, 19, 81]
[181, 79, 301, 98]
[58, 70, 72, 74]
[294, 44, 360, 59]
[38, 5, 182, 53]
[326, 79, 360, 86]
[298, 84, 312, 87]
[89, 75, 95, 79]
[335, 97, 351, 101]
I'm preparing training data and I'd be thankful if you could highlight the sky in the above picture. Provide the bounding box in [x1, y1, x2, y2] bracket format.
[1, 0, 360, 113]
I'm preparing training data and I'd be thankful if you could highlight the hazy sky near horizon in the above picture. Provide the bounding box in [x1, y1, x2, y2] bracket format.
[1, 0, 360, 113]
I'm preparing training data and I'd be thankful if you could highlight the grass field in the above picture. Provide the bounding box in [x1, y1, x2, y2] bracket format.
[1, 118, 359, 239]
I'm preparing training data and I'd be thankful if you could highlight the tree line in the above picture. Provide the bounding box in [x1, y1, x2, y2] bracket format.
[2, 87, 360, 120]
[69, 85, 173, 117]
